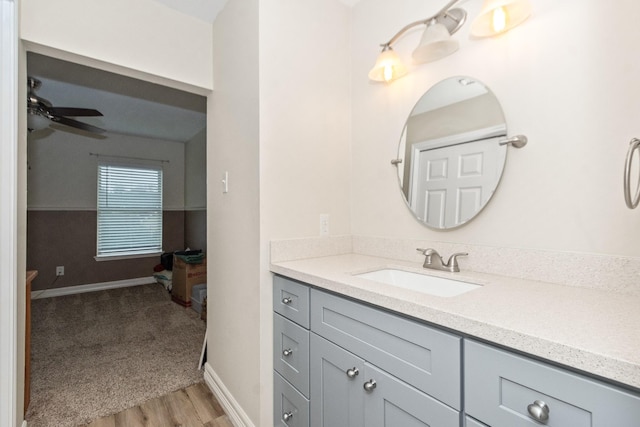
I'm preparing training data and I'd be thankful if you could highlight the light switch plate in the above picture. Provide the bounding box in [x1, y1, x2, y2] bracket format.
[222, 171, 229, 193]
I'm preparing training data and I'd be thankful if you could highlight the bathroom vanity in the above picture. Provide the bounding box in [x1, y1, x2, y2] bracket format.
[271, 251, 640, 427]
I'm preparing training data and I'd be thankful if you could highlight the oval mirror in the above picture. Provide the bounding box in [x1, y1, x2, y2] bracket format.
[396, 76, 507, 229]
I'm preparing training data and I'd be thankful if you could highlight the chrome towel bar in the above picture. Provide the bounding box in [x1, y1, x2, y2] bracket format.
[624, 138, 640, 209]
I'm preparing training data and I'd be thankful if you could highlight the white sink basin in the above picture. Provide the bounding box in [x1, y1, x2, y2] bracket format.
[355, 268, 480, 297]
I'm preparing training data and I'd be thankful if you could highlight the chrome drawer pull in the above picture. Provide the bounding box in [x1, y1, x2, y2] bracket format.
[346, 367, 359, 378]
[527, 400, 550, 423]
[283, 411, 293, 422]
[282, 348, 293, 357]
[282, 297, 293, 305]
[363, 379, 377, 392]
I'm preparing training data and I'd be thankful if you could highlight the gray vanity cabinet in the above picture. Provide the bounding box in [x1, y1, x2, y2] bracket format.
[274, 273, 640, 427]
[309, 288, 461, 427]
[465, 340, 640, 427]
[273, 276, 311, 427]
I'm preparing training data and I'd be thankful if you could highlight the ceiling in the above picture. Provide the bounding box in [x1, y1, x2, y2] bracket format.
[153, 0, 362, 23]
[27, 53, 207, 142]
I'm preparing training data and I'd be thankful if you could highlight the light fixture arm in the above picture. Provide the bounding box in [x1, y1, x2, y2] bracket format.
[380, 0, 464, 49]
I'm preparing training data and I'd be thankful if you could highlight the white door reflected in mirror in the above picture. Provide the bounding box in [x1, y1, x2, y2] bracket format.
[396, 76, 508, 230]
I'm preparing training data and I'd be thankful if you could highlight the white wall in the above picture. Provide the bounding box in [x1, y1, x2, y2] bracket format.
[27, 132, 185, 210]
[20, 0, 213, 93]
[351, 0, 640, 257]
[260, 0, 352, 239]
[258, 0, 352, 425]
[208, 0, 261, 425]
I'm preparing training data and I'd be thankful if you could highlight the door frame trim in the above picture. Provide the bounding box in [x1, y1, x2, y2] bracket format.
[0, 0, 20, 425]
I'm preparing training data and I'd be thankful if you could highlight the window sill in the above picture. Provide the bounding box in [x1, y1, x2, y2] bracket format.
[94, 252, 162, 262]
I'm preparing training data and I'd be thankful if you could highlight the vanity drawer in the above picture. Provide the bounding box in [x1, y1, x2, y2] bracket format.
[310, 289, 461, 409]
[274, 371, 309, 427]
[274, 275, 310, 328]
[465, 340, 640, 427]
[274, 313, 310, 398]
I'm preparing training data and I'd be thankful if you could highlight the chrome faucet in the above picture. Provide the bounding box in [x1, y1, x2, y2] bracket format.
[416, 248, 468, 273]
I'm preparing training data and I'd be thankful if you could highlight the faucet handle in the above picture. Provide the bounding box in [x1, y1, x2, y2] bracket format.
[445, 252, 468, 272]
[416, 248, 436, 255]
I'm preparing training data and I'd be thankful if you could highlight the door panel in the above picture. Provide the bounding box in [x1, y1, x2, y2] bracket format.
[412, 137, 501, 228]
[310, 333, 365, 427]
[364, 363, 460, 427]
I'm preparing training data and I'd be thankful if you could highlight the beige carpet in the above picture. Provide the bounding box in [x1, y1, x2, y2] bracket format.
[26, 283, 206, 427]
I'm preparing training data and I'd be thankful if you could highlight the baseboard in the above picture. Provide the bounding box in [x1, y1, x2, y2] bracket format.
[31, 276, 157, 300]
[204, 363, 255, 427]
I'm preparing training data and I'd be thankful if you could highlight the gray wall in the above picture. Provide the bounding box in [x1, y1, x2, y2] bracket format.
[184, 128, 207, 251]
[26, 119, 206, 291]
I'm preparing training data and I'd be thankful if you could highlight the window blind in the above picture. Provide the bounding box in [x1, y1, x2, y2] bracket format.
[97, 163, 163, 257]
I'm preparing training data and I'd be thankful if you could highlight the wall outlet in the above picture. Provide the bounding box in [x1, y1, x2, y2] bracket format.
[320, 214, 329, 237]
[56, 266, 64, 276]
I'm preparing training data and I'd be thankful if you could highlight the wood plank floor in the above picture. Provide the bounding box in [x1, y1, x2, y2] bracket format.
[83, 382, 233, 427]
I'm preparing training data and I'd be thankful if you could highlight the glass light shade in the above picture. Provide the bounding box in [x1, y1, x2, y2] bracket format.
[27, 111, 50, 131]
[368, 48, 407, 83]
[412, 22, 459, 64]
[471, 0, 532, 37]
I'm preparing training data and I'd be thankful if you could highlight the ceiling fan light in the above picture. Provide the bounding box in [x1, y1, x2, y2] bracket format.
[27, 111, 50, 132]
[471, 0, 532, 38]
[412, 21, 459, 64]
[368, 47, 408, 83]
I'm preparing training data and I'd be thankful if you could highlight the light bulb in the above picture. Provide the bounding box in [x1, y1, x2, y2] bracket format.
[383, 65, 394, 82]
[492, 6, 507, 33]
[368, 47, 407, 83]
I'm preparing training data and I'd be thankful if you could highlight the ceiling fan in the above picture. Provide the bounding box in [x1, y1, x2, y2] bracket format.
[27, 77, 106, 134]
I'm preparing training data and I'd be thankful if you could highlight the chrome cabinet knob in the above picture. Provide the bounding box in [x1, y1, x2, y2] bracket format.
[283, 411, 293, 422]
[282, 348, 293, 357]
[527, 400, 550, 423]
[282, 297, 292, 305]
[363, 379, 377, 392]
[346, 367, 359, 378]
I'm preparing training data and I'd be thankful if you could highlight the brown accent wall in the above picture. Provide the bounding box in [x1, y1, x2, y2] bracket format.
[27, 210, 185, 291]
[185, 210, 207, 251]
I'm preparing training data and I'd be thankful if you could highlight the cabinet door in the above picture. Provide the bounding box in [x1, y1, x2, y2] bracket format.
[364, 363, 460, 427]
[465, 416, 488, 427]
[310, 333, 365, 427]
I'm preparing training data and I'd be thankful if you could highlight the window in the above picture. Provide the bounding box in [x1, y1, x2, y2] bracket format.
[97, 163, 163, 259]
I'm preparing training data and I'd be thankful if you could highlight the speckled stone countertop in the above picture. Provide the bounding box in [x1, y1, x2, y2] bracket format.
[270, 253, 640, 391]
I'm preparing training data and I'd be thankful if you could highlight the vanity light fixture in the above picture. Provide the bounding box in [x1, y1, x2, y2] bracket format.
[369, 0, 531, 83]
[470, 0, 532, 38]
[369, 0, 466, 83]
[412, 18, 460, 64]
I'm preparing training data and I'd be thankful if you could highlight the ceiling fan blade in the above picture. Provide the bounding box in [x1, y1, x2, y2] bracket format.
[50, 116, 106, 134]
[47, 107, 103, 117]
